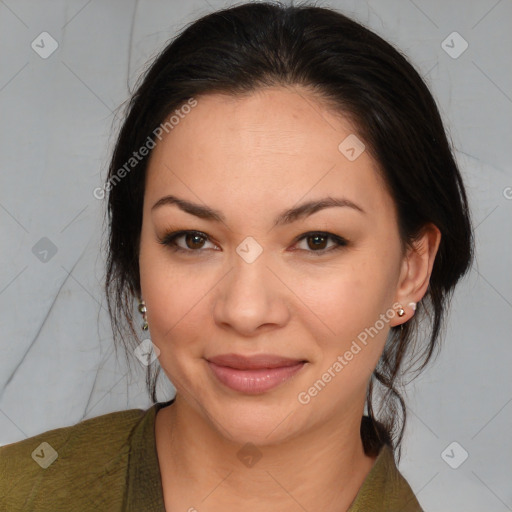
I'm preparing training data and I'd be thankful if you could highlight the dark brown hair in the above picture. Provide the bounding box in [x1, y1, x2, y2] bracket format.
[102, 2, 473, 460]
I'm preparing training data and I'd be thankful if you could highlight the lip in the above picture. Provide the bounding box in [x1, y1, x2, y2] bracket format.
[207, 353, 306, 370]
[206, 353, 307, 394]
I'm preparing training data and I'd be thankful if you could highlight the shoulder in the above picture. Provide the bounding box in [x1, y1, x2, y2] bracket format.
[0, 407, 148, 512]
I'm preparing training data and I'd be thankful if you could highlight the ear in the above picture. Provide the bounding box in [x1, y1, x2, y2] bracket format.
[389, 223, 441, 327]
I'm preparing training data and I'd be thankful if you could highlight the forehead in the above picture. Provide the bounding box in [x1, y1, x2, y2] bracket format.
[144, 86, 393, 220]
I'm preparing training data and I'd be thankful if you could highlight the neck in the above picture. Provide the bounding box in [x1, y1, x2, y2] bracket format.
[156, 395, 378, 512]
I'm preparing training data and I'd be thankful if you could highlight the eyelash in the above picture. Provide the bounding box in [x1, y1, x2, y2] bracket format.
[157, 230, 348, 256]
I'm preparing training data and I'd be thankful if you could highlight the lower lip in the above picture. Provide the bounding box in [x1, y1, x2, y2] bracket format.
[207, 361, 306, 394]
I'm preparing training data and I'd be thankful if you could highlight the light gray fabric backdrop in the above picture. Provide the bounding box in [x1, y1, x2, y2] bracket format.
[1, 0, 511, 510]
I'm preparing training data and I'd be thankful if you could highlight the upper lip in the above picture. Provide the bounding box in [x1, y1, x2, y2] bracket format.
[207, 353, 306, 370]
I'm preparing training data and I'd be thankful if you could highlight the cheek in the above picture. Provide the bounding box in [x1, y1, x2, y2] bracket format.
[306, 252, 399, 336]
[301, 251, 401, 392]
[140, 249, 198, 340]
[139, 235, 220, 373]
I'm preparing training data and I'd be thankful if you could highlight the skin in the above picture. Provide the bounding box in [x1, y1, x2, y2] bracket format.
[138, 85, 441, 512]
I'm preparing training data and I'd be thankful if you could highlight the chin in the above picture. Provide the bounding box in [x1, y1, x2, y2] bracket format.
[204, 394, 305, 447]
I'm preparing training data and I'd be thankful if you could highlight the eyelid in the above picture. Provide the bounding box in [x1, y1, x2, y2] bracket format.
[158, 230, 219, 251]
[293, 231, 348, 249]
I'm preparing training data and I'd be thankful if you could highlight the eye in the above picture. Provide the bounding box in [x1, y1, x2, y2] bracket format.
[158, 230, 218, 254]
[293, 232, 348, 255]
[158, 230, 348, 256]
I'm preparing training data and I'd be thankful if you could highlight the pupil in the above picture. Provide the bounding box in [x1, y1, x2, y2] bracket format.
[187, 234, 204, 249]
[309, 235, 326, 250]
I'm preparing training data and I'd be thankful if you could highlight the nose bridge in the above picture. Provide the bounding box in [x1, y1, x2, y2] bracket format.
[213, 237, 287, 332]
[227, 236, 273, 301]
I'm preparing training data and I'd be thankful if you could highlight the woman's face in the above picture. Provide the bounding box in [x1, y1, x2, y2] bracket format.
[139, 86, 409, 444]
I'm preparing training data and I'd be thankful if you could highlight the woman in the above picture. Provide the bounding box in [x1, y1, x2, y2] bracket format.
[0, 2, 473, 511]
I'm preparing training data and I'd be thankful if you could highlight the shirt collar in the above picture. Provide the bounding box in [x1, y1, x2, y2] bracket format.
[124, 399, 172, 511]
[125, 399, 421, 511]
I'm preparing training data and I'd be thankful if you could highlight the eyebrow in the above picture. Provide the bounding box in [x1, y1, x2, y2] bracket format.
[151, 194, 365, 227]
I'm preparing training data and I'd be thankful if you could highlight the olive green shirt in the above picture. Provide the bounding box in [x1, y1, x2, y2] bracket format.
[0, 400, 423, 511]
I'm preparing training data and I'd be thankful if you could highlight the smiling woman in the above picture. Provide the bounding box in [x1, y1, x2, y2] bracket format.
[0, 2, 473, 511]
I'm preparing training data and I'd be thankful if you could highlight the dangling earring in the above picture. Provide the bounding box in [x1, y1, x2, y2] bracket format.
[138, 298, 148, 330]
[397, 305, 405, 317]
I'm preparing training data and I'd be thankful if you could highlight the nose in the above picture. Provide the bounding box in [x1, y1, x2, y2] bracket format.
[212, 250, 290, 336]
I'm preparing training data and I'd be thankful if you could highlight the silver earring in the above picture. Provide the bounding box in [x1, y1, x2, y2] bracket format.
[397, 305, 405, 317]
[138, 299, 148, 330]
